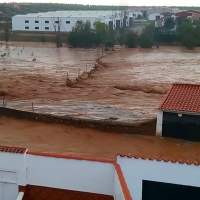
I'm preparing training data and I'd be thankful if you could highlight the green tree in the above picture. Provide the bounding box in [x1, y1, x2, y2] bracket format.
[82, 21, 94, 47]
[176, 19, 194, 41]
[93, 21, 108, 46]
[194, 23, 200, 46]
[118, 27, 126, 46]
[68, 20, 94, 48]
[125, 31, 138, 48]
[137, 15, 142, 19]
[4, 10, 10, 43]
[164, 18, 174, 30]
[182, 34, 196, 49]
[39, 35, 46, 43]
[139, 28, 154, 48]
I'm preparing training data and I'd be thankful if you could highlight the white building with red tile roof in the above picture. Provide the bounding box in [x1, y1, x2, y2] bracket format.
[156, 83, 200, 141]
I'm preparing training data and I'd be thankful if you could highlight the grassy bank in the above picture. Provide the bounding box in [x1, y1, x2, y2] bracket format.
[0, 31, 68, 43]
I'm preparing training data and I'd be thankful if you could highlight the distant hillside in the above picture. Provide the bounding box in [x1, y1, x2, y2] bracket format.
[0, 3, 199, 20]
[0, 3, 128, 20]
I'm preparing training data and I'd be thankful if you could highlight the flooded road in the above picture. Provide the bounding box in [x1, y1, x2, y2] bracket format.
[1, 43, 200, 123]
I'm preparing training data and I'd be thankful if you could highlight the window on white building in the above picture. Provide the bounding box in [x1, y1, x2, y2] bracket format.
[25, 26, 29, 29]
[66, 21, 70, 24]
[55, 21, 59, 23]
[45, 27, 49, 30]
[35, 27, 39, 30]
[45, 21, 49, 23]
[25, 20, 29, 23]
[35, 20, 39, 23]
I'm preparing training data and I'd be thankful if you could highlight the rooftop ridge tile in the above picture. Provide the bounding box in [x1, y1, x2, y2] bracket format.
[117, 153, 200, 166]
[0, 145, 26, 154]
[27, 151, 115, 163]
[115, 163, 132, 200]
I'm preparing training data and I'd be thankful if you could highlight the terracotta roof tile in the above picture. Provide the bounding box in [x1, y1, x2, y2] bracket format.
[115, 163, 132, 200]
[117, 153, 200, 166]
[27, 151, 115, 163]
[0, 145, 26, 154]
[159, 83, 200, 113]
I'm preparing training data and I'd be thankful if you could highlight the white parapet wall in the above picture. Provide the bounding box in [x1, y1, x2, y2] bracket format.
[117, 155, 200, 200]
[26, 153, 115, 195]
[156, 109, 163, 136]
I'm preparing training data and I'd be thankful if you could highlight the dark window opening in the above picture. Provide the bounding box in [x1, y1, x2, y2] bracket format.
[66, 21, 70, 24]
[45, 20, 49, 23]
[25, 26, 29, 29]
[35, 27, 39, 30]
[35, 20, 39, 23]
[142, 180, 200, 200]
[55, 21, 59, 23]
[25, 20, 29, 23]
[45, 27, 49, 30]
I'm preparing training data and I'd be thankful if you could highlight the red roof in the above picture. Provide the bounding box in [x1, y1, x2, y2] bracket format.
[188, 10, 200, 14]
[175, 11, 193, 17]
[159, 83, 200, 113]
[118, 153, 200, 166]
[0, 145, 26, 153]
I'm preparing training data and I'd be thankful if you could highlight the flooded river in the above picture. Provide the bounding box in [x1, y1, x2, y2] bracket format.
[0, 43, 200, 123]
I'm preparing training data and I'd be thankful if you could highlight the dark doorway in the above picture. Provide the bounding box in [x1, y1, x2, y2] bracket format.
[142, 180, 200, 200]
[162, 112, 200, 141]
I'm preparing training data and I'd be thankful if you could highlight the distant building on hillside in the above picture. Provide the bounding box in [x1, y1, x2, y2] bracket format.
[12, 10, 133, 32]
[147, 7, 179, 16]
[175, 11, 193, 20]
[187, 10, 200, 21]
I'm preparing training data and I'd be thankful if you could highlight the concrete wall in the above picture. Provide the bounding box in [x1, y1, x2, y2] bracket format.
[118, 156, 200, 200]
[156, 110, 163, 136]
[26, 154, 115, 195]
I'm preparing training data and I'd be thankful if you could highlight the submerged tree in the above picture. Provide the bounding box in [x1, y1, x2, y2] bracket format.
[52, 17, 62, 48]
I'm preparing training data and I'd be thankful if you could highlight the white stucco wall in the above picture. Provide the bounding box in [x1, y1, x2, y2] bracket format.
[156, 110, 163, 136]
[117, 156, 200, 200]
[0, 152, 27, 186]
[26, 154, 115, 195]
[148, 13, 161, 20]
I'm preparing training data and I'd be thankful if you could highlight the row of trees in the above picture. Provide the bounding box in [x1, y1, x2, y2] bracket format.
[67, 21, 154, 49]
[68, 18, 200, 50]
[153, 18, 200, 49]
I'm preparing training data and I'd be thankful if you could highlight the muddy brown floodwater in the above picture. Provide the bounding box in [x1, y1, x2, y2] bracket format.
[0, 43, 200, 123]
[1, 116, 200, 160]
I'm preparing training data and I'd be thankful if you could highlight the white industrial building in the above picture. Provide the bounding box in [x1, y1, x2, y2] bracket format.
[12, 10, 133, 32]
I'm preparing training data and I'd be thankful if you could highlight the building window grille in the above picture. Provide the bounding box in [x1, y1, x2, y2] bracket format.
[66, 21, 70, 24]
[35, 20, 39, 23]
[45, 27, 49, 30]
[35, 27, 39, 30]
[45, 21, 49, 23]
[25, 20, 29, 23]
[25, 26, 29, 29]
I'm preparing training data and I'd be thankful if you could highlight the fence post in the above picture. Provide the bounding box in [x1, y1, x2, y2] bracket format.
[32, 102, 34, 112]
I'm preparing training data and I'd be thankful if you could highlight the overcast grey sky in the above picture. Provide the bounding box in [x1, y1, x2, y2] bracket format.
[3, 0, 200, 7]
